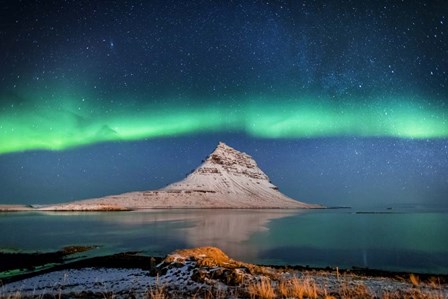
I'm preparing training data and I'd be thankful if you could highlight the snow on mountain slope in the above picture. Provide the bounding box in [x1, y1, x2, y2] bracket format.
[40, 142, 322, 210]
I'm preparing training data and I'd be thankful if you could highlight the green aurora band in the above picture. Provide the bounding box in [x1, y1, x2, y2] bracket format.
[0, 94, 447, 154]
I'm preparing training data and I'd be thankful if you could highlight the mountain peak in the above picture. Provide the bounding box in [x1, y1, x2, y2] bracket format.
[210, 142, 241, 158]
[165, 142, 272, 191]
[207, 142, 258, 171]
[217, 141, 230, 148]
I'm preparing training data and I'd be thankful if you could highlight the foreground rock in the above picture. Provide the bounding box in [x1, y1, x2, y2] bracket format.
[3, 246, 447, 298]
[35, 142, 323, 210]
[154, 247, 265, 289]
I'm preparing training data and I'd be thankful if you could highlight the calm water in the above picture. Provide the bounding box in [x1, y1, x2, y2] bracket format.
[1, 208, 447, 274]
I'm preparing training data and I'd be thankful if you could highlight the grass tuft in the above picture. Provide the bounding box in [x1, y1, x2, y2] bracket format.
[247, 278, 276, 299]
[410, 274, 421, 287]
[147, 281, 169, 299]
[276, 276, 319, 299]
[338, 281, 372, 299]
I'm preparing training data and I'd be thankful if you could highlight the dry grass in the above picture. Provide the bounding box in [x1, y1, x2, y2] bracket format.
[1, 291, 22, 299]
[1, 271, 446, 299]
[1, 282, 447, 299]
[246, 274, 447, 299]
[147, 278, 169, 299]
[288, 276, 318, 299]
[247, 278, 276, 299]
[410, 274, 421, 287]
[381, 289, 447, 299]
[338, 281, 372, 299]
[277, 279, 289, 298]
[193, 287, 231, 299]
[250, 276, 319, 299]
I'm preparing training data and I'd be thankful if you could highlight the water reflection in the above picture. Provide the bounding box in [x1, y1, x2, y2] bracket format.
[99, 209, 301, 259]
[2, 209, 446, 273]
[0, 209, 300, 260]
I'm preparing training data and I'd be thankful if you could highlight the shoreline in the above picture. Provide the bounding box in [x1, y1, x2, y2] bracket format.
[2, 247, 447, 298]
[2, 245, 448, 283]
[0, 204, 328, 212]
[2, 252, 448, 284]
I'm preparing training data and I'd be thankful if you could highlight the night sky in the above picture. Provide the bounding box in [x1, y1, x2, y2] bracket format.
[0, 1, 447, 208]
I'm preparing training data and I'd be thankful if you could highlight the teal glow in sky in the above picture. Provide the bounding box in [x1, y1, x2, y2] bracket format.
[1, 93, 447, 154]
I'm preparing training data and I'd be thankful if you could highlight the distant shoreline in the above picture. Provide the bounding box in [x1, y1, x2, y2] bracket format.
[0, 204, 327, 212]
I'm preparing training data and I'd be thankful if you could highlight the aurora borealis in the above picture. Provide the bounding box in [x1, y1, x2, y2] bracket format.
[1, 95, 448, 154]
[0, 1, 447, 207]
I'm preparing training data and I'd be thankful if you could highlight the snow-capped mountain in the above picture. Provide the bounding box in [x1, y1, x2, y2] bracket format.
[40, 142, 321, 210]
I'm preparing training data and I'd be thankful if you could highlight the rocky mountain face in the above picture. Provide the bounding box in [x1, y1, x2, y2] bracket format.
[40, 142, 321, 210]
[165, 142, 276, 193]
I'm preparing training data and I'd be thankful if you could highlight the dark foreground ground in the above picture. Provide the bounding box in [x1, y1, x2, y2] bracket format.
[0, 247, 160, 284]
[1, 247, 447, 298]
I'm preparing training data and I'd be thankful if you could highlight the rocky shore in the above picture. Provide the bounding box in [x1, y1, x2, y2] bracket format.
[1, 246, 447, 298]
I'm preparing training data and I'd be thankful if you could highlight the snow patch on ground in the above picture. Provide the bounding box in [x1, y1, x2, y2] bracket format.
[2, 268, 152, 297]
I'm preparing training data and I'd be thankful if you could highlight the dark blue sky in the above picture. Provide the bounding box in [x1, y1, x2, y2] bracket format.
[0, 1, 447, 208]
